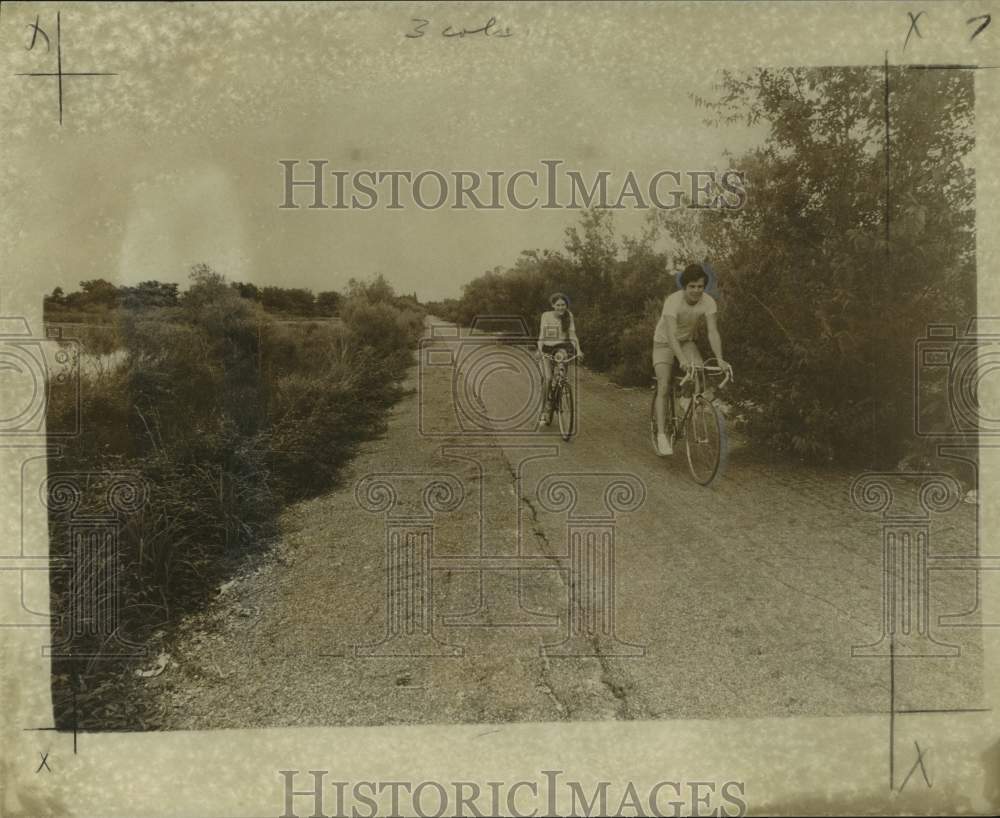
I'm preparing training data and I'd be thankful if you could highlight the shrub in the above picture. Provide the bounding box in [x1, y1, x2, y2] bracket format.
[341, 297, 423, 373]
[262, 364, 394, 499]
[611, 304, 661, 387]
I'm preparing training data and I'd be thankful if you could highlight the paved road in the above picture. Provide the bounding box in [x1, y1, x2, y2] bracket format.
[151, 323, 983, 728]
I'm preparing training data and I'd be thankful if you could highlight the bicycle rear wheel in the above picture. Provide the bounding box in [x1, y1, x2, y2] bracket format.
[684, 396, 727, 485]
[557, 381, 574, 440]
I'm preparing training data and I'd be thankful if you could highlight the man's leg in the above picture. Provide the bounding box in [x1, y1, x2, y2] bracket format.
[674, 342, 704, 417]
[652, 344, 675, 455]
[683, 341, 704, 368]
[654, 364, 672, 434]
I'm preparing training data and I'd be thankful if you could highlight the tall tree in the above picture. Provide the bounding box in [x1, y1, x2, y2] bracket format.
[690, 67, 975, 464]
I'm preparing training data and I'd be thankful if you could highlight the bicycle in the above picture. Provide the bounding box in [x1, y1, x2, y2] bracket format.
[650, 358, 733, 485]
[541, 348, 577, 441]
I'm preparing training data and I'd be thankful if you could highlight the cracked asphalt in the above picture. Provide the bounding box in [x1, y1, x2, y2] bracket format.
[149, 322, 984, 729]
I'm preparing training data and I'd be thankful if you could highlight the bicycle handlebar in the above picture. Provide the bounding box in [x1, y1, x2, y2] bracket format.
[678, 363, 734, 389]
[541, 351, 578, 364]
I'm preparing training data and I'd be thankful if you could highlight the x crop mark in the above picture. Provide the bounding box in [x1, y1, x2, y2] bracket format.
[905, 11, 926, 50]
[898, 741, 932, 792]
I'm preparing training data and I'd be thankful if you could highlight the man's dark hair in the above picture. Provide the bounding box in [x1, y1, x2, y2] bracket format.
[680, 263, 708, 287]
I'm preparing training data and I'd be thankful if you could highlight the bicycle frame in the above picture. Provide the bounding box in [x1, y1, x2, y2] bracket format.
[672, 362, 731, 435]
[541, 349, 578, 439]
[542, 350, 577, 400]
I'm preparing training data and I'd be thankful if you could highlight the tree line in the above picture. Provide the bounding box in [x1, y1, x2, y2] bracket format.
[428, 67, 976, 471]
[44, 272, 420, 320]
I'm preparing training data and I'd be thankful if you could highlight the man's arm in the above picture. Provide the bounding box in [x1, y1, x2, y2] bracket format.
[705, 313, 729, 369]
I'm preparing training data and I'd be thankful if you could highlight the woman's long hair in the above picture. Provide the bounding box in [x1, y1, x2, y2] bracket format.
[550, 292, 572, 333]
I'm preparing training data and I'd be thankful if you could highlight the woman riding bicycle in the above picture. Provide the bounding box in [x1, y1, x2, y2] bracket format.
[652, 263, 730, 455]
[538, 292, 583, 426]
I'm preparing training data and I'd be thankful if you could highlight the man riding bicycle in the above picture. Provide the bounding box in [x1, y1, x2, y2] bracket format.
[652, 263, 731, 456]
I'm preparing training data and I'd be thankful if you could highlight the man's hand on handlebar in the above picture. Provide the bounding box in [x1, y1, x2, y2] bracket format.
[715, 360, 734, 388]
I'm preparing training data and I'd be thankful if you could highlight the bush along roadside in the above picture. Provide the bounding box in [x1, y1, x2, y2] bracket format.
[45, 266, 424, 730]
[426, 67, 976, 480]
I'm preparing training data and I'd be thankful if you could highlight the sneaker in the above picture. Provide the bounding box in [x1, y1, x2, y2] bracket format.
[538, 413, 551, 427]
[657, 432, 673, 456]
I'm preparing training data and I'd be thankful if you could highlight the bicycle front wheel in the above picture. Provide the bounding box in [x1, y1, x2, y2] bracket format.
[649, 387, 660, 453]
[557, 382, 574, 440]
[684, 396, 727, 485]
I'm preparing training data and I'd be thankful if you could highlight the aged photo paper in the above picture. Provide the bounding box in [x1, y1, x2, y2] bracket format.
[1, 1, 999, 815]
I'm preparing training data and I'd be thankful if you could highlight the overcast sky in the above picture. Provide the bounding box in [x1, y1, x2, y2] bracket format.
[0, 3, 775, 302]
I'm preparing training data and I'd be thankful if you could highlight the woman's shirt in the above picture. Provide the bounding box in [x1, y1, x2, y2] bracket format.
[539, 310, 579, 346]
